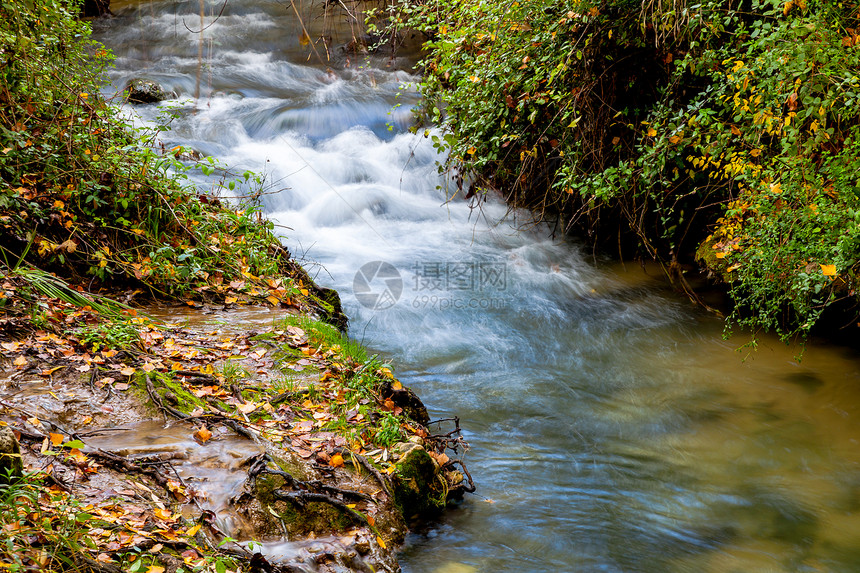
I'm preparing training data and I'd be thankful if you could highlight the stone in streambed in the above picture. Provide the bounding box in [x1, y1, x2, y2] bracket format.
[125, 79, 172, 104]
[391, 444, 445, 519]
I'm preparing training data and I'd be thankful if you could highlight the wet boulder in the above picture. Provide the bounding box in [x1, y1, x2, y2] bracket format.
[125, 79, 171, 104]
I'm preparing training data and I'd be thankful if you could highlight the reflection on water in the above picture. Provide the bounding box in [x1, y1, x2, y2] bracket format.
[94, 3, 860, 571]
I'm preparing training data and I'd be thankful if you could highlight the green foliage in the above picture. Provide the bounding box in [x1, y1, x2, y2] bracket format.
[0, 1, 299, 303]
[393, 0, 860, 342]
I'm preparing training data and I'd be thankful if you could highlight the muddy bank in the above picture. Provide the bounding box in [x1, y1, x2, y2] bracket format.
[0, 301, 471, 572]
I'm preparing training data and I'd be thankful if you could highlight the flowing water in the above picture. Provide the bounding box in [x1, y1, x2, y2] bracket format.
[94, 3, 860, 571]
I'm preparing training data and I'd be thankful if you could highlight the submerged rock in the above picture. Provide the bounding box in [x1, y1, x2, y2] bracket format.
[125, 79, 172, 104]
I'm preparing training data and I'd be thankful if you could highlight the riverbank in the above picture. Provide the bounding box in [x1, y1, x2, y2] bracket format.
[389, 0, 860, 344]
[0, 3, 469, 571]
[0, 298, 471, 572]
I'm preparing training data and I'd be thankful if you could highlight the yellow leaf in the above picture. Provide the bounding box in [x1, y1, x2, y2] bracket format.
[750, 149, 761, 157]
[224, 296, 237, 304]
[13, 356, 26, 367]
[730, 125, 741, 136]
[715, 252, 726, 259]
[299, 31, 310, 46]
[392, 380, 403, 390]
[820, 264, 837, 276]
[330, 453, 345, 468]
[467, 146, 477, 155]
[376, 536, 387, 549]
[646, 128, 657, 137]
[266, 295, 280, 306]
[300, 288, 309, 296]
[186, 523, 202, 537]
[153, 508, 172, 521]
[669, 135, 681, 144]
[50, 433, 64, 447]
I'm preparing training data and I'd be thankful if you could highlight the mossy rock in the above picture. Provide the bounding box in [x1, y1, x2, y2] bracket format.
[696, 235, 733, 283]
[391, 445, 444, 520]
[0, 426, 23, 485]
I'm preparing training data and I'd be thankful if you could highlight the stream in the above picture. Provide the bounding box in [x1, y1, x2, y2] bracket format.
[93, 2, 860, 571]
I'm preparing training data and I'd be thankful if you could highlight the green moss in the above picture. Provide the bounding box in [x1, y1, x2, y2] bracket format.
[391, 446, 444, 520]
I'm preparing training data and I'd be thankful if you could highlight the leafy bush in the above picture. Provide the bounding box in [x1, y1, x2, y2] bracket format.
[385, 0, 860, 341]
[0, 1, 299, 303]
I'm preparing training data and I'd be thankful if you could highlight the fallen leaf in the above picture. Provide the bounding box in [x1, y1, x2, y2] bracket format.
[237, 401, 258, 414]
[120, 367, 135, 376]
[376, 536, 386, 549]
[330, 453, 344, 468]
[50, 433, 64, 446]
[193, 426, 212, 444]
[13, 356, 27, 367]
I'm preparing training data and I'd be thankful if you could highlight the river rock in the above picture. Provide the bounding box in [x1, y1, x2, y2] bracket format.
[391, 444, 444, 519]
[0, 425, 23, 484]
[125, 79, 171, 104]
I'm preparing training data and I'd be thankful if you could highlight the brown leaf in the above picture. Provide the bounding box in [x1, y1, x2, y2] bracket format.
[193, 426, 212, 444]
[13, 355, 26, 367]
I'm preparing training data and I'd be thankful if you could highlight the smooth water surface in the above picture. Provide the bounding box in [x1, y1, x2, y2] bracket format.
[94, 3, 860, 571]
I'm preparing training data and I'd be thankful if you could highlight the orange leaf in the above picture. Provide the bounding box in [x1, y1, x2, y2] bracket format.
[193, 426, 212, 443]
[376, 536, 386, 549]
[49, 433, 64, 447]
[13, 356, 26, 367]
[330, 453, 344, 468]
[820, 264, 837, 276]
